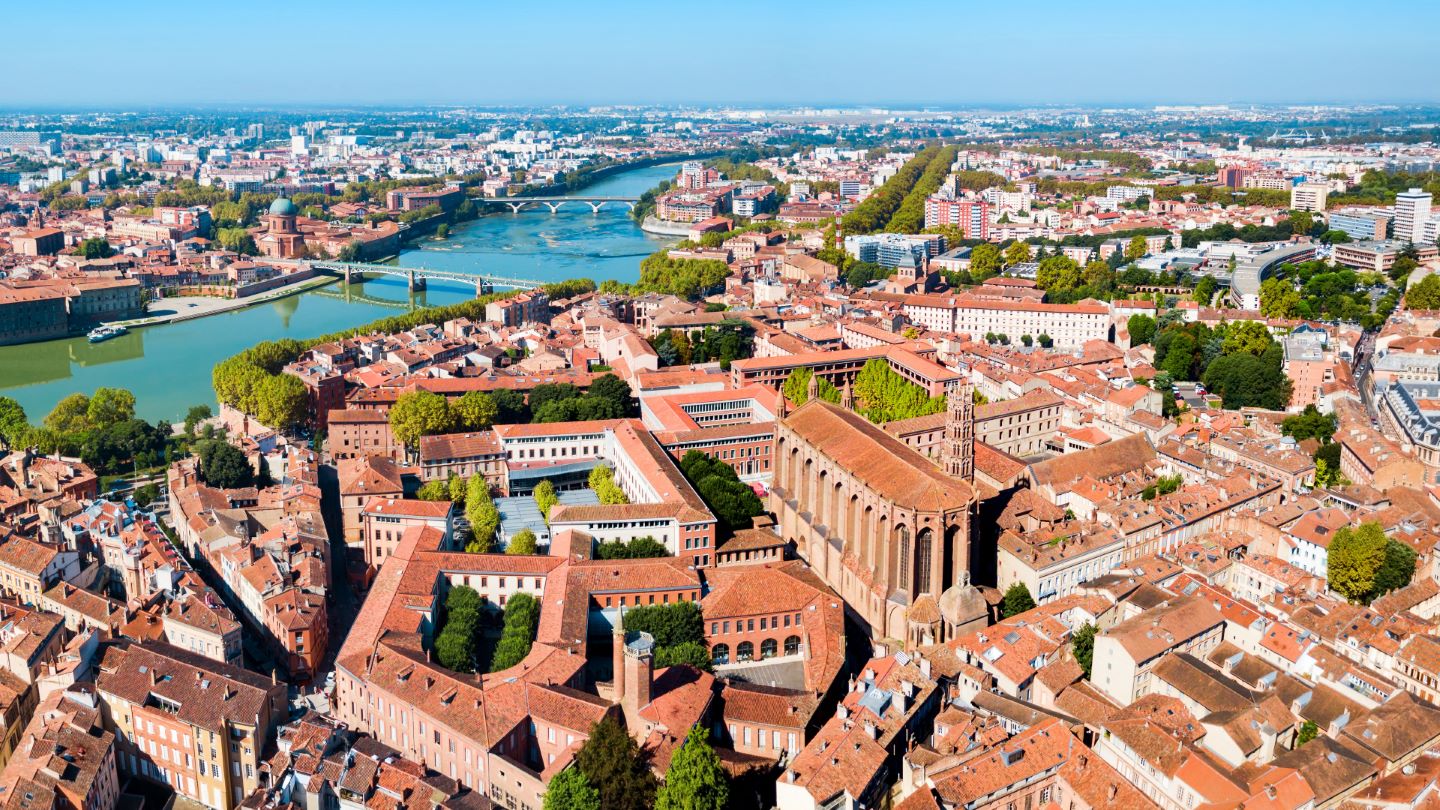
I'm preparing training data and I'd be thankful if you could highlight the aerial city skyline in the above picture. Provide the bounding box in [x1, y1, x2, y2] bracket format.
[4, 3, 1440, 810]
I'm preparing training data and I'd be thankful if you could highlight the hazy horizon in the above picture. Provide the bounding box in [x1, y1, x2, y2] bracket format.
[4, 0, 1438, 108]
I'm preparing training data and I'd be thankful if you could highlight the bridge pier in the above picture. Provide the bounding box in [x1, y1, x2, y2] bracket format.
[587, 202, 602, 213]
[476, 279, 493, 297]
[407, 269, 426, 292]
[506, 203, 524, 214]
[544, 202, 562, 214]
[624, 202, 636, 211]
[343, 266, 352, 285]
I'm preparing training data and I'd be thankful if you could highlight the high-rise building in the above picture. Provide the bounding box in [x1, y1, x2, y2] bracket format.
[925, 195, 990, 239]
[1290, 182, 1329, 212]
[1395, 187, 1432, 245]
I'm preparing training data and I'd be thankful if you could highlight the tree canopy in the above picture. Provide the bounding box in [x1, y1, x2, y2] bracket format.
[655, 725, 729, 810]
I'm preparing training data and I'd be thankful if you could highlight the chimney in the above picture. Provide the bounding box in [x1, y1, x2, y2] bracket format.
[1107, 784, 1118, 801]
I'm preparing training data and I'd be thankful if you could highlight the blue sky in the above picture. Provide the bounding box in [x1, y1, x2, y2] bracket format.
[3, 0, 1438, 108]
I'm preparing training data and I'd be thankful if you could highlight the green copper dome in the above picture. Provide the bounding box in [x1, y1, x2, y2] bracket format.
[269, 197, 298, 216]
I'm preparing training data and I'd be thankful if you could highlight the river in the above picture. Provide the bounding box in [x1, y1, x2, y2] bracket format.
[0, 162, 679, 423]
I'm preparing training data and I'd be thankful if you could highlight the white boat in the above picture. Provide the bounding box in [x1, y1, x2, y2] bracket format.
[87, 324, 128, 343]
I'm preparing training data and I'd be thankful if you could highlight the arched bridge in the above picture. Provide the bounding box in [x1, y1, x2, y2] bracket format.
[481, 195, 639, 214]
[312, 261, 545, 293]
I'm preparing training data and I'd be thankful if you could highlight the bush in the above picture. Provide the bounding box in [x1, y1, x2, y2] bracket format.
[678, 451, 763, 534]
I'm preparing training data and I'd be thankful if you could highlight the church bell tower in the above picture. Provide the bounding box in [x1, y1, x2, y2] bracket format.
[942, 381, 975, 481]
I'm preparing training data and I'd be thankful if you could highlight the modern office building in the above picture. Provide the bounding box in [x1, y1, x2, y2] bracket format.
[1395, 187, 1432, 245]
[1328, 208, 1389, 241]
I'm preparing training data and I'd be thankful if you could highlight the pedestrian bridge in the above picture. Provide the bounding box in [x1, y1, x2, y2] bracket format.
[481, 195, 639, 214]
[312, 261, 545, 293]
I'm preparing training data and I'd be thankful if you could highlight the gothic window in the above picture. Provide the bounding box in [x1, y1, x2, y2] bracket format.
[898, 526, 911, 593]
[915, 528, 934, 595]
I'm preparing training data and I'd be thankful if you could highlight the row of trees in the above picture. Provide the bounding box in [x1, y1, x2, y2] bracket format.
[594, 536, 670, 560]
[434, 585, 486, 672]
[490, 591, 541, 671]
[212, 280, 598, 429]
[841, 147, 940, 235]
[387, 375, 636, 453]
[884, 146, 958, 233]
[781, 367, 840, 408]
[0, 389, 204, 477]
[852, 358, 946, 423]
[678, 451, 764, 535]
[634, 253, 731, 300]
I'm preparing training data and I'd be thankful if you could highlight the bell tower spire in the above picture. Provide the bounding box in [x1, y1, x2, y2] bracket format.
[942, 381, 975, 481]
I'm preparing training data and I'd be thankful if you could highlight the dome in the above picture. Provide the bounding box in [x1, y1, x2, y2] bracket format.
[939, 583, 988, 627]
[269, 197, 298, 216]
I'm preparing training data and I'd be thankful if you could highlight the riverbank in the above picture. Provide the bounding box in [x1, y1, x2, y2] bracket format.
[115, 275, 341, 329]
[0, 160, 682, 423]
[639, 215, 696, 237]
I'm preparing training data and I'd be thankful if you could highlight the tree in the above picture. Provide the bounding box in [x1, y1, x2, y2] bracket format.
[1193, 276, 1217, 305]
[1073, 623, 1097, 679]
[575, 717, 656, 810]
[133, 482, 160, 508]
[1328, 523, 1387, 603]
[1282, 405, 1338, 444]
[389, 390, 454, 450]
[655, 725, 729, 810]
[969, 244, 1003, 281]
[1373, 539, 1417, 599]
[1124, 234, 1148, 261]
[544, 768, 600, 810]
[534, 479, 558, 526]
[0, 397, 28, 448]
[45, 393, 92, 435]
[1221, 320, 1273, 357]
[588, 374, 635, 418]
[1260, 277, 1301, 317]
[416, 480, 449, 500]
[183, 404, 213, 436]
[1004, 240, 1031, 267]
[654, 641, 713, 671]
[1290, 210, 1314, 235]
[196, 441, 254, 489]
[1296, 720, 1319, 747]
[1406, 274, 1440, 310]
[1202, 345, 1292, 410]
[79, 238, 114, 259]
[1037, 333, 1053, 349]
[1020, 334, 1033, 347]
[215, 227, 257, 255]
[623, 601, 705, 651]
[508, 528, 538, 555]
[1001, 583, 1036, 618]
[255, 373, 307, 431]
[86, 387, 136, 427]
[1127, 314, 1157, 345]
[453, 391, 498, 431]
[679, 451, 763, 533]
[446, 469, 469, 501]
[589, 465, 629, 505]
[465, 475, 499, 553]
[1036, 256, 1081, 293]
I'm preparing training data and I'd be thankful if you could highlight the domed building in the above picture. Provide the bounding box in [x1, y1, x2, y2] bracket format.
[256, 196, 305, 259]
